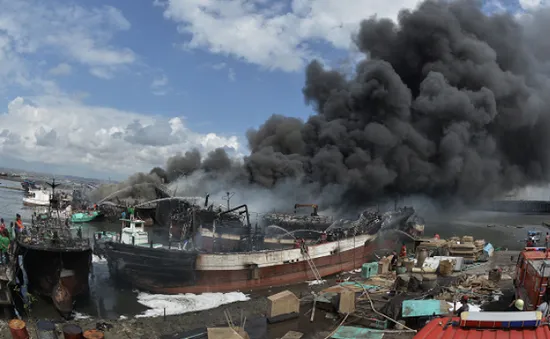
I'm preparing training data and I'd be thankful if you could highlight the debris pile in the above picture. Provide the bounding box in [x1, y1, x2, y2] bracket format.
[288, 233, 515, 338]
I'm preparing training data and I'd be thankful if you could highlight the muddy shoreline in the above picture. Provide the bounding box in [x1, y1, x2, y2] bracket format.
[0, 283, 334, 339]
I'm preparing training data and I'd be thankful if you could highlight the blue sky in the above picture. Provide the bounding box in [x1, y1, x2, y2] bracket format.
[0, 0, 543, 180]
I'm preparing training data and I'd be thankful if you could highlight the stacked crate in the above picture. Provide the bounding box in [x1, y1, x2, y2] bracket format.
[448, 236, 477, 263]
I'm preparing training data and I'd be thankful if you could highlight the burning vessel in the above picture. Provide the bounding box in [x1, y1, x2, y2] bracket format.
[94, 202, 423, 294]
[167, 195, 421, 249]
[199, 205, 424, 252]
[14, 179, 92, 317]
[260, 204, 334, 231]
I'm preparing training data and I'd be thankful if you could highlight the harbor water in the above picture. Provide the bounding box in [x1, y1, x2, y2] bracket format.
[1, 178, 549, 321]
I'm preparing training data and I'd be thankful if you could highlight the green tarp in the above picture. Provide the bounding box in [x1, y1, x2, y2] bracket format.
[401, 299, 450, 318]
[331, 326, 385, 339]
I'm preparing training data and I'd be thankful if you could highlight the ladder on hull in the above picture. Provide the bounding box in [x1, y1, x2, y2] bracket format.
[302, 246, 322, 282]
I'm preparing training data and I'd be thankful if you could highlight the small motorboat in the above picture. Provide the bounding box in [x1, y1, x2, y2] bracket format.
[71, 211, 101, 223]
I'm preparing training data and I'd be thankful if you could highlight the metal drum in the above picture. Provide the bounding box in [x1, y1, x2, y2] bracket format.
[82, 330, 104, 339]
[8, 319, 29, 339]
[36, 320, 58, 339]
[62, 324, 84, 339]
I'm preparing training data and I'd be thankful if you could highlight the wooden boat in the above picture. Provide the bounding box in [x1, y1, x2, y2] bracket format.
[71, 211, 101, 223]
[96, 204, 423, 294]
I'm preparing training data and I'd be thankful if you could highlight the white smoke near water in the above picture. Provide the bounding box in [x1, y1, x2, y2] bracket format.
[135, 291, 250, 318]
[165, 170, 447, 219]
[504, 184, 550, 201]
[167, 170, 349, 216]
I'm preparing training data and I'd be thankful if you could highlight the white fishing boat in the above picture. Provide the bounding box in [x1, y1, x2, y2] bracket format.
[22, 189, 52, 207]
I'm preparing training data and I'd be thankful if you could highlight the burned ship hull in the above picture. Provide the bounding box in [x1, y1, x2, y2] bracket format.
[199, 208, 424, 253]
[101, 232, 378, 294]
[15, 242, 92, 316]
[99, 201, 424, 294]
[103, 242, 198, 288]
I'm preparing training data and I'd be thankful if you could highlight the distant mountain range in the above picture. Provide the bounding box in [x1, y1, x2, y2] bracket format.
[0, 166, 116, 186]
[0, 154, 125, 182]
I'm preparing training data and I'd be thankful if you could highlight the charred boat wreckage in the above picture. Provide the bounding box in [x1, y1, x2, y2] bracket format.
[94, 201, 424, 294]
[261, 204, 334, 231]
[14, 179, 92, 317]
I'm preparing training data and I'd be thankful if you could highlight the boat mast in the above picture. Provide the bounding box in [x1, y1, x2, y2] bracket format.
[46, 178, 61, 218]
[218, 204, 253, 250]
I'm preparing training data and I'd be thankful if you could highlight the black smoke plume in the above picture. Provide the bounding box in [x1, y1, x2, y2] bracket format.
[94, 0, 550, 210]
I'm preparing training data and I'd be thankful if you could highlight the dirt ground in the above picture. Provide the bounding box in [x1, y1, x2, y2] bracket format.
[0, 250, 519, 339]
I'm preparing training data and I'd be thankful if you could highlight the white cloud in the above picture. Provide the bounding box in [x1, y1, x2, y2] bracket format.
[151, 75, 170, 96]
[0, 0, 136, 81]
[48, 63, 73, 76]
[211, 62, 227, 70]
[160, 0, 424, 72]
[203, 62, 237, 81]
[151, 75, 168, 88]
[520, 0, 543, 10]
[228, 68, 236, 81]
[0, 95, 240, 176]
[89, 68, 114, 79]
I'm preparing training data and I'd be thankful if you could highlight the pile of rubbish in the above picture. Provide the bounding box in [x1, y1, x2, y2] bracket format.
[272, 233, 514, 338]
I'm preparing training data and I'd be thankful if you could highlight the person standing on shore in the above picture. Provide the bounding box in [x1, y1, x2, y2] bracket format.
[0, 218, 5, 234]
[0, 231, 9, 264]
[454, 296, 470, 317]
[15, 214, 24, 235]
[508, 298, 524, 311]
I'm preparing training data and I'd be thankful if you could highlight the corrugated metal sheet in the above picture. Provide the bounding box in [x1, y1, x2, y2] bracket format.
[415, 317, 550, 339]
[402, 300, 450, 318]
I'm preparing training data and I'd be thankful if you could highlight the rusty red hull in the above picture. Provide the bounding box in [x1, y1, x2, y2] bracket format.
[125, 242, 377, 294]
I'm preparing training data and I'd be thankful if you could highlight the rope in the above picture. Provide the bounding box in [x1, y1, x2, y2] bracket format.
[360, 282, 417, 332]
[322, 313, 349, 339]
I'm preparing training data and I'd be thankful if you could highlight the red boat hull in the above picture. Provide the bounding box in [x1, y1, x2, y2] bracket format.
[126, 241, 377, 294]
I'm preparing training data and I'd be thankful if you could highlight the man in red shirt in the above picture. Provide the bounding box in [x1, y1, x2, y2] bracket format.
[399, 244, 407, 258]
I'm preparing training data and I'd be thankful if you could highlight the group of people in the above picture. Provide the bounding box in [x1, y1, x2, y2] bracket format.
[0, 214, 25, 264]
[453, 296, 527, 318]
[526, 232, 550, 247]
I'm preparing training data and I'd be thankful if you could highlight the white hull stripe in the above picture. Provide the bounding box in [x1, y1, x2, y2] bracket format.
[196, 233, 376, 271]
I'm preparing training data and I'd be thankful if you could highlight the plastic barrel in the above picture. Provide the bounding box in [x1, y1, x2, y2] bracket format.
[36, 320, 58, 339]
[82, 330, 104, 339]
[62, 324, 84, 339]
[8, 319, 29, 339]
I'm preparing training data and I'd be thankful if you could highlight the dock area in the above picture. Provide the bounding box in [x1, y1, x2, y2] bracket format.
[7, 240, 512, 339]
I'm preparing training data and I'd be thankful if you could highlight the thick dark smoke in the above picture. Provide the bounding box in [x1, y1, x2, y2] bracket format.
[95, 0, 550, 210]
